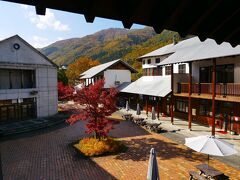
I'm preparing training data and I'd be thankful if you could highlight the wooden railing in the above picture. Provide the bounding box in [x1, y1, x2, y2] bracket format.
[177, 83, 240, 96]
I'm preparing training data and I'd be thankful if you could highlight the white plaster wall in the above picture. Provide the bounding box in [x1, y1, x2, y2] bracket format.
[192, 56, 240, 83]
[0, 36, 58, 118]
[104, 69, 131, 88]
[0, 36, 52, 66]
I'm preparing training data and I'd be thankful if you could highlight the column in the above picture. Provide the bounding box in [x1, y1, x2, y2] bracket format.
[188, 62, 192, 130]
[212, 59, 216, 136]
[171, 64, 174, 124]
[157, 97, 160, 119]
[146, 96, 149, 115]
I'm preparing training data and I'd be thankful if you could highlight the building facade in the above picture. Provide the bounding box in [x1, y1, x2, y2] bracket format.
[0, 35, 58, 123]
[80, 59, 137, 88]
[121, 37, 240, 135]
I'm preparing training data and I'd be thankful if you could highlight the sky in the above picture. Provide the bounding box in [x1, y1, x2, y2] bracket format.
[0, 1, 145, 48]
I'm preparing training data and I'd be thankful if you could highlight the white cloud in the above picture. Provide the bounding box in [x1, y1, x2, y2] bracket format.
[31, 36, 53, 48]
[23, 7, 70, 31]
[57, 37, 64, 41]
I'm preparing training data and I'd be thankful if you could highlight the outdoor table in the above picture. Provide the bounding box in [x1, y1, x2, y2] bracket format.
[133, 117, 144, 124]
[123, 113, 132, 121]
[196, 164, 224, 179]
[146, 122, 161, 132]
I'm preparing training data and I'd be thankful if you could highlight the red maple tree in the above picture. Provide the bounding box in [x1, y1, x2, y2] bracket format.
[67, 79, 118, 139]
[58, 82, 74, 101]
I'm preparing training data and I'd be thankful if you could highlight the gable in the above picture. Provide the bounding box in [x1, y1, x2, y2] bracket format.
[0, 36, 56, 67]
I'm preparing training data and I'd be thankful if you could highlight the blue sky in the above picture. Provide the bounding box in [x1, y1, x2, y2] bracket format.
[0, 1, 145, 48]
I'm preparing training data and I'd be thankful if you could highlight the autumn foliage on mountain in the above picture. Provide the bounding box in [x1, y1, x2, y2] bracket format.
[66, 79, 118, 139]
[66, 57, 100, 85]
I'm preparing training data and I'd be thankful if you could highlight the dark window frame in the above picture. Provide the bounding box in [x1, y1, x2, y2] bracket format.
[165, 66, 172, 75]
[178, 64, 186, 74]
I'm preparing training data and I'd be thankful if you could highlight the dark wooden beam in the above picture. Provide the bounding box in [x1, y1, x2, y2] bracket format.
[84, 14, 95, 23]
[146, 96, 149, 116]
[35, 5, 46, 15]
[188, 62, 192, 130]
[212, 58, 216, 136]
[171, 64, 174, 124]
[157, 97, 160, 119]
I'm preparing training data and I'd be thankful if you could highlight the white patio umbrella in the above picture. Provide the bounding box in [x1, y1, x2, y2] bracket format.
[185, 135, 237, 165]
[151, 107, 156, 120]
[147, 148, 160, 180]
[125, 100, 130, 112]
[136, 103, 141, 116]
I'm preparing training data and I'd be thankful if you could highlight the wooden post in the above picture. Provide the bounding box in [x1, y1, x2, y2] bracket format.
[146, 96, 149, 115]
[188, 62, 192, 130]
[212, 59, 216, 136]
[171, 64, 174, 124]
[157, 97, 160, 119]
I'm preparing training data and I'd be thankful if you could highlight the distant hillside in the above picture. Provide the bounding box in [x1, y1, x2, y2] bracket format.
[40, 27, 180, 66]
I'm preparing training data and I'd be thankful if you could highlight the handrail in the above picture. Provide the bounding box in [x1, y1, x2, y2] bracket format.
[177, 82, 240, 96]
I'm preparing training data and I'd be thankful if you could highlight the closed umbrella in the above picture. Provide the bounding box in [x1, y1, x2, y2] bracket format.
[185, 135, 237, 165]
[136, 103, 141, 116]
[151, 107, 156, 120]
[126, 101, 130, 111]
[147, 148, 160, 180]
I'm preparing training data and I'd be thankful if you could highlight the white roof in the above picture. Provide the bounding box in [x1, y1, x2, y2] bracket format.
[120, 76, 171, 97]
[81, 59, 137, 79]
[81, 59, 120, 79]
[139, 37, 201, 59]
[159, 39, 240, 66]
[139, 44, 174, 58]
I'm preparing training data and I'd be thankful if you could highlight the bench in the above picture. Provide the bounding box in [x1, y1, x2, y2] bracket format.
[189, 171, 207, 180]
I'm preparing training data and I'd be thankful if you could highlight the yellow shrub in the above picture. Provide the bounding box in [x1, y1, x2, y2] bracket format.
[74, 137, 123, 156]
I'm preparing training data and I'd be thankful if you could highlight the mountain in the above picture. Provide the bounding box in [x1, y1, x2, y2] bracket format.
[40, 27, 180, 66]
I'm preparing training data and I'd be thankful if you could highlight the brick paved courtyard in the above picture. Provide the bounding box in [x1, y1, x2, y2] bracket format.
[0, 120, 239, 180]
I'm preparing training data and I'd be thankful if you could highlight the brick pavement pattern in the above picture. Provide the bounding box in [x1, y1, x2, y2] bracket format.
[1, 120, 239, 180]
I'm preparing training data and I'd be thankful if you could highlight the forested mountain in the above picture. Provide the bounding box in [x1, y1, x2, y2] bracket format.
[40, 27, 180, 66]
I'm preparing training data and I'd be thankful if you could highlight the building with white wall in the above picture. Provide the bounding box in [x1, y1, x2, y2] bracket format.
[120, 36, 240, 135]
[0, 35, 58, 123]
[79, 59, 137, 88]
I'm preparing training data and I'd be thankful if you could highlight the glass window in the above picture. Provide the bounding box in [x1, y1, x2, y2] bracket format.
[175, 99, 188, 113]
[142, 60, 145, 65]
[199, 100, 211, 116]
[147, 59, 151, 64]
[178, 64, 186, 74]
[155, 58, 160, 64]
[165, 66, 172, 75]
[157, 66, 162, 76]
[0, 69, 36, 89]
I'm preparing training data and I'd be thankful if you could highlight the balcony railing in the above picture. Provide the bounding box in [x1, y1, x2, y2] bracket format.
[177, 83, 240, 96]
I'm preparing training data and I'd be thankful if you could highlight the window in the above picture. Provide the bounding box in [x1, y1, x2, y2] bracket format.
[165, 66, 172, 75]
[157, 66, 162, 76]
[155, 58, 160, 64]
[199, 100, 211, 116]
[178, 64, 186, 74]
[147, 59, 151, 64]
[176, 99, 188, 113]
[153, 68, 157, 76]
[142, 60, 145, 65]
[0, 69, 35, 89]
[200, 64, 234, 83]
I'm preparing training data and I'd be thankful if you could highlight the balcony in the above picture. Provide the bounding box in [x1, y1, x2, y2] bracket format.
[176, 83, 240, 101]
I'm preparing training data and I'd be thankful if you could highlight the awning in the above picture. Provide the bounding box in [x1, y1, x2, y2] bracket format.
[120, 76, 171, 97]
